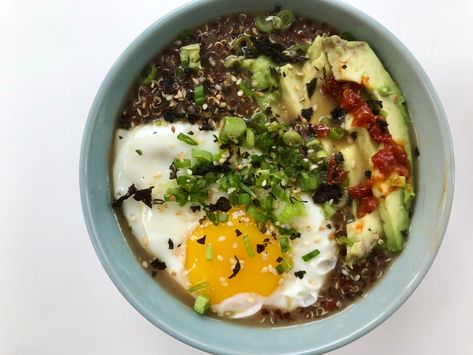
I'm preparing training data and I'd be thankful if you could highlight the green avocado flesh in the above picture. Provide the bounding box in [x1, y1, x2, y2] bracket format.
[275, 35, 414, 258]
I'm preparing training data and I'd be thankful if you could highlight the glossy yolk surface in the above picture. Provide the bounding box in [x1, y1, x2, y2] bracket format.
[185, 208, 282, 304]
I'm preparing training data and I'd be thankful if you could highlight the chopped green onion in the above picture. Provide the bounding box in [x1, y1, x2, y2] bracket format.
[192, 149, 213, 163]
[239, 82, 255, 98]
[282, 130, 302, 147]
[275, 264, 284, 275]
[276, 258, 294, 274]
[302, 249, 320, 262]
[244, 128, 255, 149]
[205, 243, 213, 261]
[276, 10, 295, 30]
[187, 281, 209, 293]
[140, 64, 157, 86]
[224, 55, 244, 68]
[322, 201, 336, 219]
[255, 15, 282, 33]
[193, 295, 210, 314]
[180, 43, 201, 69]
[177, 133, 198, 145]
[223, 116, 247, 140]
[378, 86, 393, 97]
[194, 84, 205, 106]
[337, 236, 354, 247]
[306, 138, 321, 149]
[316, 150, 329, 159]
[328, 127, 346, 140]
[173, 158, 191, 168]
[277, 201, 305, 224]
[231, 34, 254, 53]
[238, 193, 251, 206]
[279, 235, 290, 253]
[299, 172, 318, 191]
[217, 212, 228, 223]
[243, 234, 255, 257]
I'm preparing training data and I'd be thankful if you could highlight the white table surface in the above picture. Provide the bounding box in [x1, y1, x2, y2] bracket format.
[1, 0, 472, 354]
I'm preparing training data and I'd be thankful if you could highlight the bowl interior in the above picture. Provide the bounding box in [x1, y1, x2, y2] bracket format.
[80, 0, 454, 354]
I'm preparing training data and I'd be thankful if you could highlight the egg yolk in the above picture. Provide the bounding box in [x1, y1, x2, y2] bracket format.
[185, 208, 283, 304]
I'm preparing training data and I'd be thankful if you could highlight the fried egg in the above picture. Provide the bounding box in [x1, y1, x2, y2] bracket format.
[113, 123, 338, 318]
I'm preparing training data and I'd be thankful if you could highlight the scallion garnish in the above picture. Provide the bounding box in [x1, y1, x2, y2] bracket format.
[217, 212, 228, 223]
[238, 193, 251, 206]
[193, 295, 210, 314]
[194, 84, 205, 106]
[177, 133, 198, 146]
[302, 249, 320, 262]
[187, 281, 209, 293]
[191, 149, 213, 162]
[205, 243, 213, 261]
[279, 235, 290, 253]
[243, 234, 255, 257]
[173, 158, 191, 168]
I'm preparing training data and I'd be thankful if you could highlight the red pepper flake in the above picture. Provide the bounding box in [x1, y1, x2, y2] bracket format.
[371, 141, 409, 179]
[357, 196, 378, 217]
[310, 124, 330, 138]
[348, 180, 373, 198]
[322, 76, 410, 183]
[348, 180, 378, 218]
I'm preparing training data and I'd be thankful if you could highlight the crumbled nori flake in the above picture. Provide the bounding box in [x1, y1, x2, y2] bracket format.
[335, 152, 344, 164]
[414, 147, 420, 158]
[375, 117, 389, 133]
[163, 111, 186, 123]
[135, 149, 142, 155]
[289, 231, 301, 240]
[367, 100, 383, 115]
[341, 64, 347, 69]
[265, 106, 273, 116]
[276, 256, 283, 263]
[112, 184, 154, 208]
[208, 197, 232, 212]
[270, 66, 280, 78]
[192, 161, 231, 176]
[330, 107, 347, 124]
[294, 270, 306, 279]
[365, 170, 372, 178]
[401, 230, 408, 237]
[326, 224, 332, 229]
[306, 78, 317, 98]
[301, 107, 313, 120]
[169, 162, 178, 179]
[190, 205, 201, 212]
[228, 255, 241, 279]
[256, 244, 266, 253]
[252, 199, 261, 207]
[151, 270, 157, 277]
[168, 239, 174, 250]
[312, 183, 343, 204]
[118, 135, 123, 140]
[199, 120, 213, 131]
[235, 229, 242, 237]
[150, 258, 167, 270]
[197, 235, 206, 245]
[350, 131, 358, 140]
[250, 36, 305, 64]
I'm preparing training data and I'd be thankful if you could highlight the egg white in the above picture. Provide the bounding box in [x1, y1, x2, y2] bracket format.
[113, 123, 338, 318]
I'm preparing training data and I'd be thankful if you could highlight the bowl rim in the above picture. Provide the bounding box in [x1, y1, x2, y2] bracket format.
[80, 0, 455, 353]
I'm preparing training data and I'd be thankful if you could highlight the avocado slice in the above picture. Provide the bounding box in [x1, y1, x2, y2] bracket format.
[323, 35, 414, 252]
[346, 210, 384, 265]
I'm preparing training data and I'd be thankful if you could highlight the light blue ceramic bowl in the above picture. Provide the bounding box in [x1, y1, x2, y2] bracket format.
[80, 0, 454, 353]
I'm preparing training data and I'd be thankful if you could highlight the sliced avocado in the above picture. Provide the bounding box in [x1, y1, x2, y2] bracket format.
[323, 35, 415, 251]
[344, 113, 379, 167]
[279, 63, 307, 120]
[277, 36, 335, 122]
[323, 35, 413, 164]
[346, 211, 383, 265]
[340, 143, 367, 186]
[377, 188, 409, 252]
